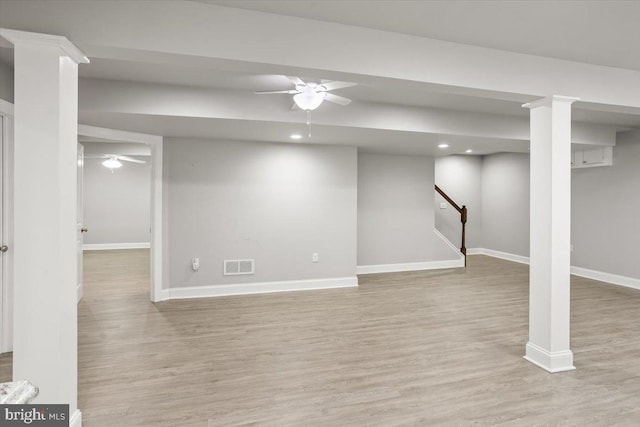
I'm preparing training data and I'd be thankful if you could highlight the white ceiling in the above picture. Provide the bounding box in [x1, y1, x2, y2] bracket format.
[1, 0, 638, 154]
[201, 0, 640, 71]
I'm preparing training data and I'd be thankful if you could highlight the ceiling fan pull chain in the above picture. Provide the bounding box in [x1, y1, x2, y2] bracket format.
[307, 110, 312, 138]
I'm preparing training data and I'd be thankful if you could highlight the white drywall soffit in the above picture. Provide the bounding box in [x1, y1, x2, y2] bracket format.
[78, 79, 619, 148]
[81, 141, 151, 157]
[1, 1, 639, 111]
[77, 124, 160, 145]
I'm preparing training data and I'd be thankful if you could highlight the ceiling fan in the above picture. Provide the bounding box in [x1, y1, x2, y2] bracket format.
[85, 154, 146, 171]
[255, 76, 356, 111]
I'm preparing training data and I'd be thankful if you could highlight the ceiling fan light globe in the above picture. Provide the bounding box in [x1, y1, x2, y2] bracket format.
[102, 158, 123, 169]
[293, 91, 325, 111]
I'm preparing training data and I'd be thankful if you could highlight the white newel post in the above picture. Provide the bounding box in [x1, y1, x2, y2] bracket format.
[0, 29, 88, 424]
[523, 95, 578, 373]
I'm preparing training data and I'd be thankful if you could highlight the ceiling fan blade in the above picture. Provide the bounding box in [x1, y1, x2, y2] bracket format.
[319, 81, 357, 91]
[255, 90, 298, 95]
[286, 76, 305, 86]
[117, 155, 146, 164]
[84, 154, 110, 159]
[324, 93, 352, 106]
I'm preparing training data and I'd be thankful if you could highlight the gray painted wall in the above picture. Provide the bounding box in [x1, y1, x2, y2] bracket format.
[357, 152, 459, 266]
[83, 148, 151, 245]
[434, 155, 483, 249]
[165, 139, 358, 287]
[434, 138, 640, 279]
[572, 131, 640, 278]
[480, 153, 531, 256]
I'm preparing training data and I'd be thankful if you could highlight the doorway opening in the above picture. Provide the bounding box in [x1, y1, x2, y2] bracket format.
[79, 139, 152, 304]
[77, 125, 163, 303]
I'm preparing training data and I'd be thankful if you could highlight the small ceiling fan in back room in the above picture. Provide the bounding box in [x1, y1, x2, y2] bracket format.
[85, 154, 146, 172]
[255, 76, 357, 137]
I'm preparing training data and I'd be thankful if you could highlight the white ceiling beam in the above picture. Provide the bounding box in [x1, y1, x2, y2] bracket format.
[1, 0, 639, 111]
[78, 123, 161, 144]
[81, 141, 152, 156]
[79, 79, 617, 146]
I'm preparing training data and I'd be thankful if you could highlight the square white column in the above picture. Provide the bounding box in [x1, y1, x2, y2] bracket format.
[0, 29, 88, 422]
[523, 95, 578, 373]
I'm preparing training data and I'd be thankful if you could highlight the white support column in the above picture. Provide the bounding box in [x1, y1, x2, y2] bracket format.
[0, 29, 88, 422]
[523, 95, 578, 373]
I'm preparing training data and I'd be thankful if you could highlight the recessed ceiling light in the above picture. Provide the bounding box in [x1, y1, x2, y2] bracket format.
[465, 149, 473, 153]
[438, 143, 449, 148]
[290, 134, 302, 140]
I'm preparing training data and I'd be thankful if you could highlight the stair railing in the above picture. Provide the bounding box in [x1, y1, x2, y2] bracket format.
[435, 185, 467, 265]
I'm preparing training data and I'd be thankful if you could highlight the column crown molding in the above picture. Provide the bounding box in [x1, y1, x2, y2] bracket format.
[522, 95, 580, 110]
[0, 28, 89, 64]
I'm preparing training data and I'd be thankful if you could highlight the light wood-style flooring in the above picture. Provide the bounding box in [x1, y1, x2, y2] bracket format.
[2, 250, 640, 426]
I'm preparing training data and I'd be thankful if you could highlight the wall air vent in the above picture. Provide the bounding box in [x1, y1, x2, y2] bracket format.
[224, 259, 254, 276]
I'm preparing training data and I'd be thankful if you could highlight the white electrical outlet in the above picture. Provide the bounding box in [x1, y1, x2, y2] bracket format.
[440, 202, 447, 209]
[192, 257, 200, 271]
[312, 252, 319, 263]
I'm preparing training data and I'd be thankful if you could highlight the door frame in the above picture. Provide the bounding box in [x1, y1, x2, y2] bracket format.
[77, 125, 165, 302]
[0, 98, 14, 354]
[77, 143, 84, 302]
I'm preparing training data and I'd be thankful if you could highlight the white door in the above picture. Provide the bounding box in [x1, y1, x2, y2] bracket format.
[0, 115, 4, 352]
[0, 111, 9, 354]
[77, 143, 85, 303]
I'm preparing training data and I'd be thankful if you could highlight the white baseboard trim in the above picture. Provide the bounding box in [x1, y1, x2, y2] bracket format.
[570, 266, 640, 291]
[465, 248, 484, 255]
[469, 248, 640, 291]
[357, 258, 464, 275]
[158, 289, 170, 302]
[467, 247, 530, 265]
[524, 342, 575, 373]
[83, 242, 150, 251]
[166, 276, 358, 300]
[70, 409, 82, 427]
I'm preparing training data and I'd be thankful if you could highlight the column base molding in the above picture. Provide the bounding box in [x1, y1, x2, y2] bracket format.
[524, 342, 575, 373]
[70, 410, 82, 427]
